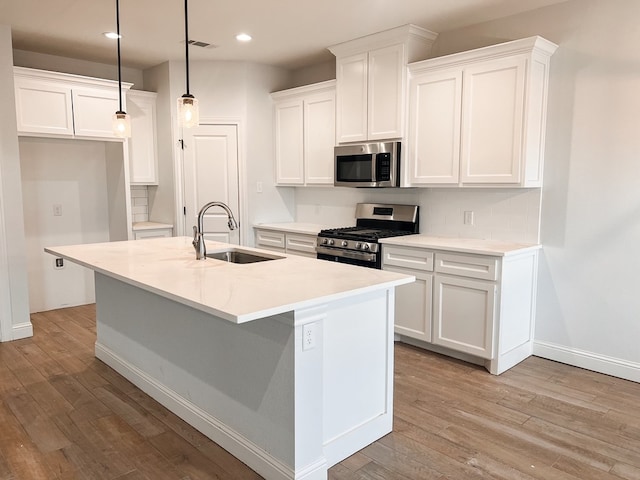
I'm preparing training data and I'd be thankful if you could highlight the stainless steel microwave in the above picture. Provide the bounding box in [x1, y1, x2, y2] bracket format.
[334, 141, 401, 187]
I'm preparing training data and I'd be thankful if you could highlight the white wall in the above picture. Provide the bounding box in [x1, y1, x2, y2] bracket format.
[433, 0, 640, 380]
[294, 188, 541, 244]
[151, 60, 295, 241]
[0, 24, 31, 341]
[19, 138, 112, 312]
[13, 49, 144, 89]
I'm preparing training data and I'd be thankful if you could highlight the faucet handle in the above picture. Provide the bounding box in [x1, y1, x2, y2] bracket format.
[192, 225, 199, 245]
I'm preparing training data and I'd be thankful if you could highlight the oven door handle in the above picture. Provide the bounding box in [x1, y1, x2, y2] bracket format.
[316, 246, 377, 263]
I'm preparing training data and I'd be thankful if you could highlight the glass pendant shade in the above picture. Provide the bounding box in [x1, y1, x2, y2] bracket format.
[112, 111, 131, 137]
[178, 94, 199, 128]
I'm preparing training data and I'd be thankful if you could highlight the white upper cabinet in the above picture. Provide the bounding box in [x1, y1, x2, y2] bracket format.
[406, 36, 557, 188]
[14, 67, 132, 140]
[329, 24, 438, 144]
[272, 80, 336, 186]
[127, 90, 159, 185]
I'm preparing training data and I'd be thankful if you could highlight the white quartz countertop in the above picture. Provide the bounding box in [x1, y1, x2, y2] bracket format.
[254, 222, 333, 235]
[379, 235, 541, 256]
[45, 237, 413, 324]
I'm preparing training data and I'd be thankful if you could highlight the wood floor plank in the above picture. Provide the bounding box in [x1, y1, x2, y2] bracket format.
[2, 305, 640, 480]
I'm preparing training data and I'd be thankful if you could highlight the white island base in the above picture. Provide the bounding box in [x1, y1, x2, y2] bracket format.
[93, 272, 395, 480]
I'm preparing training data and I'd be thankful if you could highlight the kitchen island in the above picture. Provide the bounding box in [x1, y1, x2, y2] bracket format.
[45, 237, 413, 480]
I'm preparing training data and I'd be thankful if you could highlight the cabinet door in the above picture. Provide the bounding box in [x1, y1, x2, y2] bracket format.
[407, 68, 462, 185]
[433, 275, 496, 359]
[274, 99, 304, 185]
[72, 88, 121, 139]
[304, 91, 336, 185]
[460, 56, 526, 184]
[386, 265, 433, 342]
[14, 79, 74, 136]
[128, 91, 158, 184]
[368, 43, 405, 140]
[335, 52, 368, 143]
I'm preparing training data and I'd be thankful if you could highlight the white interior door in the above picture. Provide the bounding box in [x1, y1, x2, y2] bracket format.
[182, 124, 240, 245]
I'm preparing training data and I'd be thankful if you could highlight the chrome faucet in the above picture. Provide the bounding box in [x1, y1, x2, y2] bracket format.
[192, 201, 239, 260]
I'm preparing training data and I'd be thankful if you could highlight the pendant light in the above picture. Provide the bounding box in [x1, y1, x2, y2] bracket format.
[177, 0, 199, 128]
[112, 0, 131, 137]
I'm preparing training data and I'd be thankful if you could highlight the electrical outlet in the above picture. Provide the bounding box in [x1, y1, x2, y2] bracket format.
[53, 204, 62, 216]
[256, 181, 263, 193]
[54, 258, 64, 269]
[302, 322, 316, 351]
[464, 211, 474, 226]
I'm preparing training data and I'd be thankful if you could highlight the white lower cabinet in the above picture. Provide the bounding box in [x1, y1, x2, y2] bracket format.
[254, 228, 318, 258]
[382, 243, 538, 374]
[433, 275, 496, 359]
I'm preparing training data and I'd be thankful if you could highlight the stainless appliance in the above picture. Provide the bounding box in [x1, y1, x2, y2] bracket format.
[334, 141, 401, 187]
[316, 203, 419, 269]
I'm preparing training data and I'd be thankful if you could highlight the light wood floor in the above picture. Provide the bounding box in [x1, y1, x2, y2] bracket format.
[1, 305, 639, 479]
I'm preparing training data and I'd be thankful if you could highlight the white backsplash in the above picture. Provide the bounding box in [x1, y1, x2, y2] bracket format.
[294, 187, 541, 244]
[130, 186, 149, 223]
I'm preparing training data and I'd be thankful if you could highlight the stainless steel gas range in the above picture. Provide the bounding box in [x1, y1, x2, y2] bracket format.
[316, 203, 419, 269]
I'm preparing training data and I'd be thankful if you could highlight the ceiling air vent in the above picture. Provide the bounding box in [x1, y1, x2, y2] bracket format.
[188, 40, 217, 49]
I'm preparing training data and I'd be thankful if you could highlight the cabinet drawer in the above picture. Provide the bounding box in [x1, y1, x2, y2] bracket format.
[382, 246, 434, 272]
[286, 234, 317, 255]
[255, 230, 286, 250]
[434, 252, 498, 281]
[134, 228, 172, 240]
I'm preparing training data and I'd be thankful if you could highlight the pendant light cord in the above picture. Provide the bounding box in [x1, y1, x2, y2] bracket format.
[116, 0, 123, 112]
[184, 0, 190, 96]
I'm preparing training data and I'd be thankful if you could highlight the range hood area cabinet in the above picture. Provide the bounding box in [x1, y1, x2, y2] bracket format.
[13, 67, 132, 140]
[404, 36, 558, 187]
[272, 80, 336, 186]
[328, 24, 438, 144]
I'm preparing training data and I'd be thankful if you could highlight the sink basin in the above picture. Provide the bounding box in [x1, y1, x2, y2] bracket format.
[206, 248, 282, 264]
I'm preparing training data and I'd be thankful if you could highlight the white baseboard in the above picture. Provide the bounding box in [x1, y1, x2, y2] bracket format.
[533, 341, 640, 383]
[12, 321, 33, 340]
[95, 343, 309, 480]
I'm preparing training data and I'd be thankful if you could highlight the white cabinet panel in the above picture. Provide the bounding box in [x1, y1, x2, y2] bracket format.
[272, 81, 335, 187]
[14, 67, 132, 141]
[285, 233, 318, 257]
[255, 229, 286, 252]
[368, 43, 405, 140]
[304, 91, 336, 185]
[405, 36, 557, 188]
[72, 88, 120, 138]
[461, 56, 526, 184]
[407, 68, 462, 184]
[335, 53, 368, 143]
[14, 79, 74, 136]
[433, 275, 496, 359]
[128, 90, 158, 185]
[274, 99, 305, 185]
[386, 265, 433, 342]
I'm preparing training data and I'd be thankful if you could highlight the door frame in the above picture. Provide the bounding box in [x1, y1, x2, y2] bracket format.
[174, 117, 247, 246]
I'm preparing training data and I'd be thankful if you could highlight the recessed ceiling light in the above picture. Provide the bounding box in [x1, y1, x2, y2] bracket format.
[236, 33, 252, 42]
[103, 32, 121, 39]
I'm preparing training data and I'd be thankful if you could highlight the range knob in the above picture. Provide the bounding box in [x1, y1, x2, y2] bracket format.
[322, 238, 329, 245]
[355, 242, 362, 249]
[328, 239, 335, 246]
[341, 240, 348, 247]
[362, 243, 370, 251]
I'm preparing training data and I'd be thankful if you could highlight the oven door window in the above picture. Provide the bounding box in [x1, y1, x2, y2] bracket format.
[336, 154, 373, 183]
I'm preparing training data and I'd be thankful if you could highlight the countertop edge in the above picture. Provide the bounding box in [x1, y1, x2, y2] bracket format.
[379, 236, 541, 256]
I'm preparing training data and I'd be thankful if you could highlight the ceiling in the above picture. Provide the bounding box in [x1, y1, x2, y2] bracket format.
[1, 0, 569, 71]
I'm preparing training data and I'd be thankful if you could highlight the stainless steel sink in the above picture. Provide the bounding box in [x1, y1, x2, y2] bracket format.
[206, 248, 282, 264]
